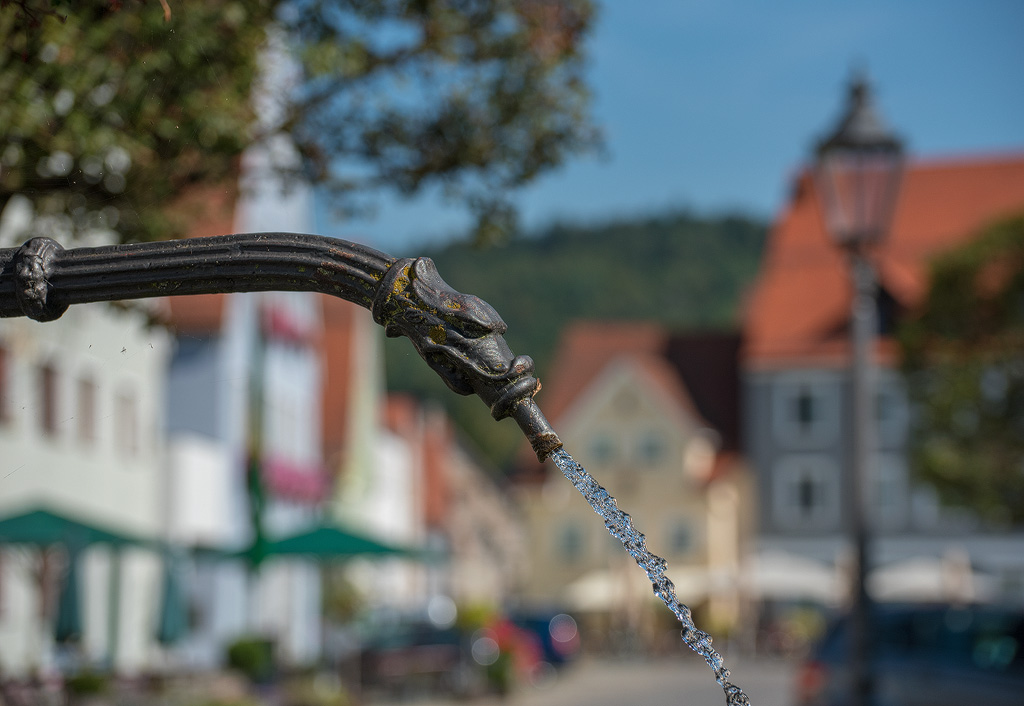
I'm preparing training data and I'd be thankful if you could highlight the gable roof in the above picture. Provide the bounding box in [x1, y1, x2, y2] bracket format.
[744, 153, 1024, 367]
[539, 321, 667, 425]
[517, 321, 742, 482]
[556, 350, 705, 434]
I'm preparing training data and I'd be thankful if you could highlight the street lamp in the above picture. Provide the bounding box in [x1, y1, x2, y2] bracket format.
[813, 75, 904, 706]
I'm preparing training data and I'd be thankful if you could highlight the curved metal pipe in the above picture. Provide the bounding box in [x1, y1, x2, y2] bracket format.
[0, 233, 561, 461]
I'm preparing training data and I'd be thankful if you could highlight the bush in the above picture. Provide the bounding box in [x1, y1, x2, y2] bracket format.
[65, 671, 109, 697]
[225, 637, 275, 684]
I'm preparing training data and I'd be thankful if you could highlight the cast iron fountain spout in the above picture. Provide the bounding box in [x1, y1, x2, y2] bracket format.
[0, 232, 562, 461]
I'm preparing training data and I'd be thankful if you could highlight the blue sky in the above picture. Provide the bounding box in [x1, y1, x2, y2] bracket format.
[315, 0, 1024, 253]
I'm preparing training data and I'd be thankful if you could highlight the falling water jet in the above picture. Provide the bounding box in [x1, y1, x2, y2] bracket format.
[550, 448, 750, 706]
[0, 232, 750, 703]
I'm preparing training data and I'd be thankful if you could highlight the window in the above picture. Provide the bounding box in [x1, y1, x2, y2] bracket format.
[77, 377, 97, 445]
[115, 388, 138, 457]
[557, 523, 585, 563]
[588, 435, 616, 465]
[773, 455, 840, 528]
[667, 521, 693, 555]
[795, 389, 816, 428]
[876, 287, 900, 336]
[771, 374, 840, 448]
[39, 363, 58, 437]
[636, 433, 666, 466]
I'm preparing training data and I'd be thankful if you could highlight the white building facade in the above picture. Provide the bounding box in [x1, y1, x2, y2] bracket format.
[0, 297, 171, 675]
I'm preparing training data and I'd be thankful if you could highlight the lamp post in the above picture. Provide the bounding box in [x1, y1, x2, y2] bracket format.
[813, 75, 904, 706]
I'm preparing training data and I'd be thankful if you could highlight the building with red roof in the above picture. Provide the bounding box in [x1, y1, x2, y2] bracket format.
[742, 80, 1024, 602]
[746, 154, 1024, 368]
[514, 320, 751, 640]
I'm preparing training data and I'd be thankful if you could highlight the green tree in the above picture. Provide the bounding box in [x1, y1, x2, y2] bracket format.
[1, 0, 597, 244]
[900, 213, 1024, 525]
[2, 0, 273, 242]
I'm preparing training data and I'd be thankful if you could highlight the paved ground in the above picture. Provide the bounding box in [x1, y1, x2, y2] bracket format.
[364, 655, 797, 706]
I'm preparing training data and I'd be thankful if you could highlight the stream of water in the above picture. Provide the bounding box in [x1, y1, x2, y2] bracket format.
[550, 448, 751, 706]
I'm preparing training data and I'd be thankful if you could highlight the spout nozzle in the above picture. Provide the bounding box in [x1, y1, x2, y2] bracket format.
[482, 374, 561, 461]
[510, 398, 563, 462]
[371, 255, 560, 460]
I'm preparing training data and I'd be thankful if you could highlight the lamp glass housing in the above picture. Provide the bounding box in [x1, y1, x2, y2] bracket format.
[814, 77, 905, 250]
[816, 146, 903, 249]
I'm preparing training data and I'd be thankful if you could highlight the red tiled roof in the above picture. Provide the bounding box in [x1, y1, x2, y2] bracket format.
[519, 321, 739, 482]
[538, 320, 667, 424]
[744, 153, 1024, 367]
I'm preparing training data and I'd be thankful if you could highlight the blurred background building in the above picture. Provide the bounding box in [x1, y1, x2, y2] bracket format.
[743, 151, 1024, 610]
[513, 322, 752, 649]
[0, 201, 171, 674]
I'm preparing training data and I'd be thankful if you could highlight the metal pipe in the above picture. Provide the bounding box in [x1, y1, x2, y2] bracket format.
[848, 249, 876, 706]
[0, 233, 562, 461]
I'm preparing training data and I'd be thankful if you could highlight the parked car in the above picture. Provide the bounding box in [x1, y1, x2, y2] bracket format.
[508, 611, 581, 667]
[796, 603, 1024, 706]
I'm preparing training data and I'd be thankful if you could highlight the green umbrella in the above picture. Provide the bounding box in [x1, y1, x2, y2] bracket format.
[157, 552, 188, 645]
[0, 507, 151, 548]
[0, 506, 154, 662]
[261, 524, 418, 560]
[55, 549, 83, 643]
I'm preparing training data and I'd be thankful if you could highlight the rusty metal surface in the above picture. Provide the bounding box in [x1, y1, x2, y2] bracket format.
[0, 233, 561, 460]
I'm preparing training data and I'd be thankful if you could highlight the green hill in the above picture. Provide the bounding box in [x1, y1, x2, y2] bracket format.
[383, 210, 767, 467]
